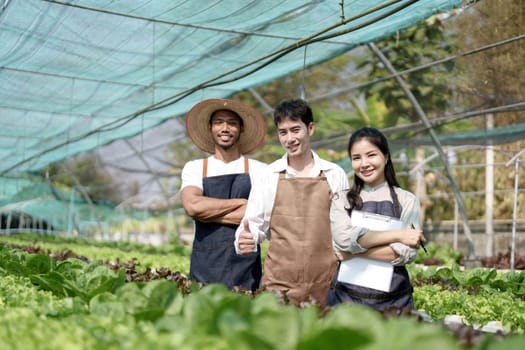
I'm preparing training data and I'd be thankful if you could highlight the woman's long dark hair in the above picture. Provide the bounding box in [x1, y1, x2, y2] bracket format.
[346, 127, 400, 214]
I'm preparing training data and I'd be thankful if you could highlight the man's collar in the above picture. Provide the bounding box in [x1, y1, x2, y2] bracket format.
[271, 151, 334, 173]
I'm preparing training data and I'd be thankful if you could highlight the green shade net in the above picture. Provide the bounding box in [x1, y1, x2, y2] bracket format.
[0, 0, 462, 175]
[0, 177, 152, 232]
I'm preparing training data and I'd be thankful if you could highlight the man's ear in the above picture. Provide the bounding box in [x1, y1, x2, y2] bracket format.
[308, 122, 315, 136]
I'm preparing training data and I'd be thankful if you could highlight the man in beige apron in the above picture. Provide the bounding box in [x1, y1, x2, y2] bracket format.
[235, 99, 349, 305]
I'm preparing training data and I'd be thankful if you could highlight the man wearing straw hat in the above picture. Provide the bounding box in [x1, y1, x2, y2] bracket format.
[180, 98, 267, 291]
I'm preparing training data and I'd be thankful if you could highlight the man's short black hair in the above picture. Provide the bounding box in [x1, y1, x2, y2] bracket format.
[273, 99, 313, 127]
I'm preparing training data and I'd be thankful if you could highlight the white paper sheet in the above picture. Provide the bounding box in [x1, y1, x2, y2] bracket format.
[337, 257, 394, 292]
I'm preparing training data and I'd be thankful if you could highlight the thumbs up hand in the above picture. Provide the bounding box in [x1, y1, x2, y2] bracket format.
[238, 220, 257, 255]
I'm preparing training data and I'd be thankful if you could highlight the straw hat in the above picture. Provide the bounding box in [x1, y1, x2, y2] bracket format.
[185, 98, 266, 154]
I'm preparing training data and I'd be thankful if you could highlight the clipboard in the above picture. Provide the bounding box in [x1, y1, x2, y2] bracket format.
[336, 210, 403, 292]
[337, 257, 394, 292]
[350, 210, 403, 231]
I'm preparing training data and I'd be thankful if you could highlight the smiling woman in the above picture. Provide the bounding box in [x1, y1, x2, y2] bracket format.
[350, 135, 388, 188]
[327, 127, 425, 311]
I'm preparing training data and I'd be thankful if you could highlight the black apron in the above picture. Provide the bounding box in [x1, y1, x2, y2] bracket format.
[189, 158, 262, 291]
[326, 186, 414, 311]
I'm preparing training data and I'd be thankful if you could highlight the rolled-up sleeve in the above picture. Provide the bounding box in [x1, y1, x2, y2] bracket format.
[389, 242, 417, 265]
[394, 187, 422, 265]
[330, 191, 368, 254]
[234, 165, 276, 254]
[398, 188, 422, 228]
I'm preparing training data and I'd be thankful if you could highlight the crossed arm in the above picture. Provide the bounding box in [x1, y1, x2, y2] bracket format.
[336, 245, 396, 262]
[335, 229, 425, 265]
[181, 186, 247, 225]
[336, 230, 422, 261]
[330, 190, 425, 265]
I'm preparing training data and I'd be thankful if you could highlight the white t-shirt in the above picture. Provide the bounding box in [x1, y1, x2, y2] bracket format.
[180, 155, 267, 191]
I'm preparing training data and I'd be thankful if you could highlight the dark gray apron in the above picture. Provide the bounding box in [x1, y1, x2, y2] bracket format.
[326, 186, 414, 311]
[189, 158, 262, 291]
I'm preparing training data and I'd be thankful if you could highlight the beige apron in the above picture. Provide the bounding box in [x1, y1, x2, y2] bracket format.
[261, 171, 338, 305]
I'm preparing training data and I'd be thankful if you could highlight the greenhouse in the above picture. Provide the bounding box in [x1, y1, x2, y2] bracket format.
[1, 0, 524, 349]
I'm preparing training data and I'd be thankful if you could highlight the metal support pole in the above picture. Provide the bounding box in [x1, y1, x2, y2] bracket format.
[368, 43, 477, 261]
[123, 140, 179, 244]
[67, 187, 75, 236]
[505, 148, 525, 271]
[454, 198, 458, 250]
[510, 159, 519, 271]
[485, 114, 495, 256]
[6, 211, 12, 234]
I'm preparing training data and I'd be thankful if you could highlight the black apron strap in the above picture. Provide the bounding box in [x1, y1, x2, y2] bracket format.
[388, 186, 402, 218]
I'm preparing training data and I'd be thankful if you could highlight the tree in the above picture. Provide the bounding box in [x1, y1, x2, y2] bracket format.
[452, 0, 524, 127]
[448, 0, 525, 255]
[352, 16, 459, 225]
[43, 154, 123, 205]
[232, 54, 366, 165]
[430, 0, 525, 223]
[355, 16, 457, 128]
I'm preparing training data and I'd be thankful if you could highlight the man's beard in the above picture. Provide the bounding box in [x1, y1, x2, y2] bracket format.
[218, 143, 235, 151]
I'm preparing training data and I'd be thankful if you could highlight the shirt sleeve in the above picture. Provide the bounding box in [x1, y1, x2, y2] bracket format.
[180, 159, 203, 191]
[392, 187, 422, 265]
[322, 158, 350, 194]
[330, 190, 368, 254]
[234, 165, 273, 254]
[338, 168, 350, 192]
[389, 242, 417, 265]
[248, 158, 267, 173]
[397, 187, 422, 228]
